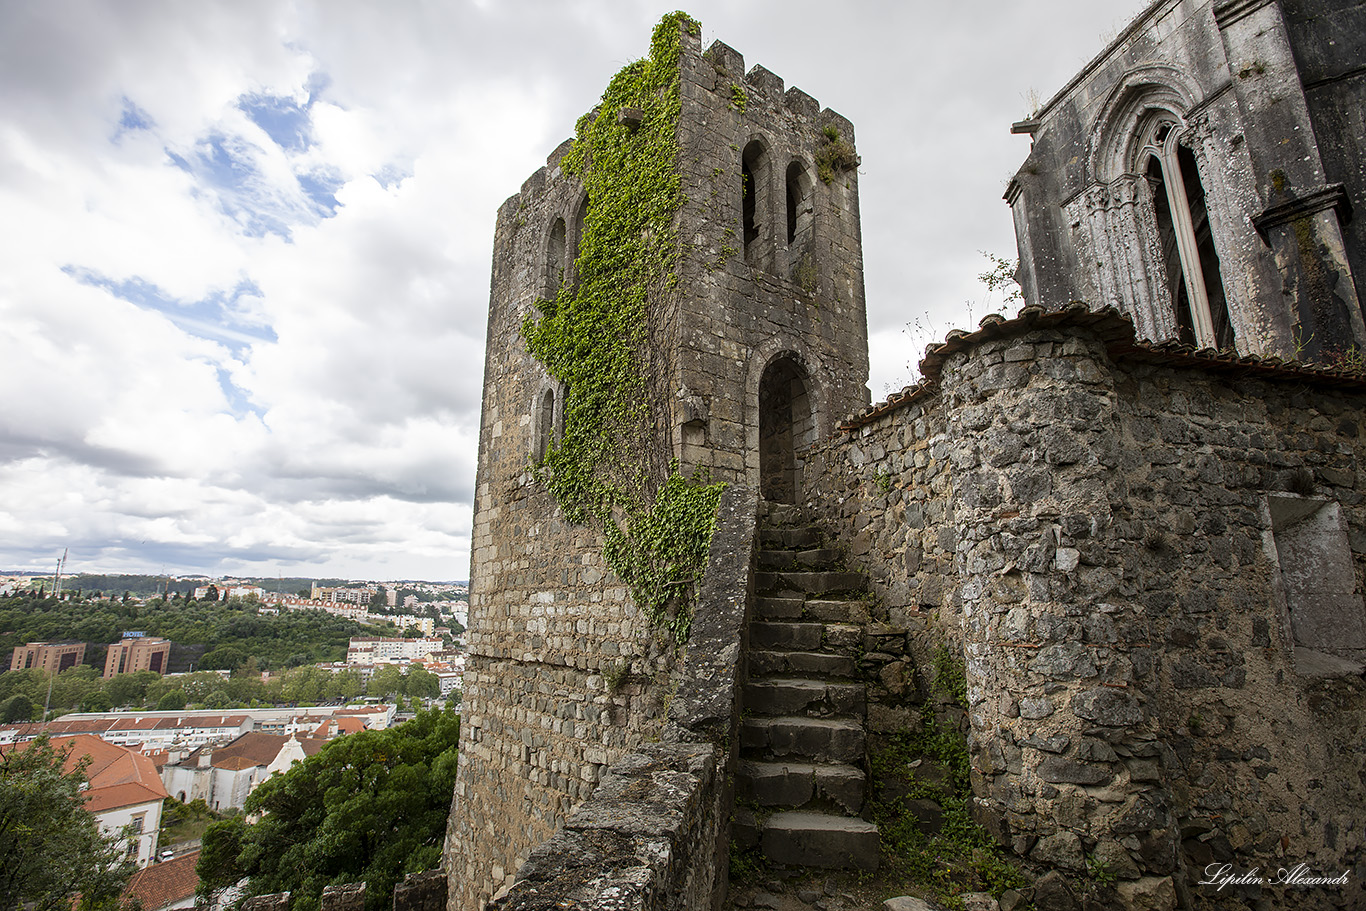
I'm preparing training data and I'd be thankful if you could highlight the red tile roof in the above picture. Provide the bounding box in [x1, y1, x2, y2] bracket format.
[208, 731, 289, 769]
[3, 734, 169, 812]
[123, 851, 200, 911]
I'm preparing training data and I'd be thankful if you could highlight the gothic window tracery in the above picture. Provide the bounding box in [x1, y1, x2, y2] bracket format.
[1137, 117, 1234, 350]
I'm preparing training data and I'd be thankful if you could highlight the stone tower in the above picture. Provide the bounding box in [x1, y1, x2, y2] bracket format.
[446, 15, 869, 909]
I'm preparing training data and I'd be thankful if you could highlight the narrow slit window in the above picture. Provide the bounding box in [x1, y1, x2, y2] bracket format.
[741, 140, 769, 269]
[534, 388, 556, 463]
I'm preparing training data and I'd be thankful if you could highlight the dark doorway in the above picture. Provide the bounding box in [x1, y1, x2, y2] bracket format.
[759, 357, 812, 504]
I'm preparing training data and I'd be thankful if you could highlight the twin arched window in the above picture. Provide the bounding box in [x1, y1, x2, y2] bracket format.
[742, 140, 814, 287]
[543, 197, 589, 299]
[1138, 117, 1233, 349]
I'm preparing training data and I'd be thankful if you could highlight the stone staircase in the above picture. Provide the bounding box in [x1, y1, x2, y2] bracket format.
[733, 502, 879, 872]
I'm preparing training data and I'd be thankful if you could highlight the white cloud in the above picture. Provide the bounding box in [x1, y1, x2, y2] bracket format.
[0, 0, 1143, 580]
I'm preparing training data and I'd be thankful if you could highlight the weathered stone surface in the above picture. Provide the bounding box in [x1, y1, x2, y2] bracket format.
[1032, 871, 1078, 911]
[1070, 688, 1142, 726]
[320, 883, 365, 911]
[760, 812, 879, 871]
[1037, 756, 1112, 785]
[1031, 830, 1086, 872]
[883, 898, 934, 911]
[454, 9, 1366, 909]
[1114, 876, 1176, 911]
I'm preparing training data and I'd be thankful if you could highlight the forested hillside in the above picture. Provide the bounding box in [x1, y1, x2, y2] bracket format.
[0, 593, 400, 671]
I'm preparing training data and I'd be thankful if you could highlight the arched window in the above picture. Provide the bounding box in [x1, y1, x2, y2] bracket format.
[785, 161, 815, 288]
[741, 140, 772, 271]
[1139, 119, 1233, 349]
[544, 218, 566, 298]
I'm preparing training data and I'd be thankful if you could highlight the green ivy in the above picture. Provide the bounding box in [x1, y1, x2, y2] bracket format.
[868, 647, 1029, 907]
[521, 11, 723, 642]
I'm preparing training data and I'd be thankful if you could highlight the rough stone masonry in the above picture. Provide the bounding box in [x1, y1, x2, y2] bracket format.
[449, 4, 1366, 910]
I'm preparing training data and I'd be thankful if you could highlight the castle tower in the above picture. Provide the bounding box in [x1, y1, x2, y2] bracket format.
[446, 15, 869, 909]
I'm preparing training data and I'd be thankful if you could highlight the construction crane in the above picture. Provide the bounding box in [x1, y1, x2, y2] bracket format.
[52, 548, 67, 600]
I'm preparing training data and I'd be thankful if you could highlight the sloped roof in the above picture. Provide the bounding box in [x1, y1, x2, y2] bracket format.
[314, 716, 365, 737]
[208, 731, 289, 769]
[4, 734, 169, 812]
[123, 850, 200, 911]
[83, 780, 167, 813]
[297, 735, 328, 757]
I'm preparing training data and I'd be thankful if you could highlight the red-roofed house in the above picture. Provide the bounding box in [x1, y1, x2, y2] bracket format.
[5, 734, 169, 867]
[123, 850, 199, 911]
[313, 716, 365, 738]
[161, 730, 328, 811]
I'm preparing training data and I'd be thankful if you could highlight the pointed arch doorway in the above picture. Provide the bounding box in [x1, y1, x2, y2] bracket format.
[758, 355, 813, 504]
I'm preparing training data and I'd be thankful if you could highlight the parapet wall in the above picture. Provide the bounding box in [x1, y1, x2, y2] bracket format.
[804, 306, 1366, 908]
[490, 485, 757, 911]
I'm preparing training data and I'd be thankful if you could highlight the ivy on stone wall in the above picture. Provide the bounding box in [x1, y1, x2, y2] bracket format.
[522, 12, 724, 642]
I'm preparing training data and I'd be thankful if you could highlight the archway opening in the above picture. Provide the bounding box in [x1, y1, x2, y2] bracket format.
[759, 357, 812, 504]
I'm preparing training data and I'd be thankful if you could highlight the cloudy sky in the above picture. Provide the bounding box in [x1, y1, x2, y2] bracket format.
[0, 0, 1145, 582]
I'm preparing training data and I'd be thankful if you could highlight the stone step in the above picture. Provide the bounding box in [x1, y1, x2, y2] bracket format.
[749, 622, 862, 655]
[756, 548, 844, 571]
[754, 570, 866, 595]
[760, 812, 880, 872]
[757, 526, 823, 549]
[761, 503, 806, 526]
[740, 716, 865, 763]
[736, 760, 866, 815]
[753, 596, 871, 624]
[803, 598, 871, 624]
[749, 649, 856, 679]
[744, 678, 866, 717]
[755, 595, 805, 620]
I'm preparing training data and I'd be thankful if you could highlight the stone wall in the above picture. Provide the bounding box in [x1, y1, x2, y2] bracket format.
[447, 141, 682, 909]
[671, 26, 870, 487]
[448, 18, 870, 909]
[803, 306, 1366, 908]
[489, 485, 757, 911]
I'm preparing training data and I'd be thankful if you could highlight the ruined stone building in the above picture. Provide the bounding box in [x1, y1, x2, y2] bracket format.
[448, 4, 1366, 910]
[1008, 0, 1366, 365]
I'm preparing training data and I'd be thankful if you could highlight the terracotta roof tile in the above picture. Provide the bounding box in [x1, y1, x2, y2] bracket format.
[840, 304, 1366, 431]
[208, 731, 287, 769]
[123, 850, 200, 911]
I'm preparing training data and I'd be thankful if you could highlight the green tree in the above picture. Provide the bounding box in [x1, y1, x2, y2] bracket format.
[156, 690, 187, 711]
[105, 670, 159, 708]
[201, 646, 246, 671]
[367, 665, 404, 699]
[195, 816, 246, 907]
[403, 666, 439, 701]
[78, 691, 112, 713]
[0, 735, 133, 911]
[198, 710, 459, 911]
[0, 694, 34, 723]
